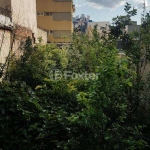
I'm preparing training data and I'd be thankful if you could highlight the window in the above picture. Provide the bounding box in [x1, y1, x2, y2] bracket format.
[37, 12, 52, 16]
[100, 27, 106, 30]
[48, 31, 53, 34]
[53, 12, 71, 21]
[37, 12, 44, 16]
[44, 12, 52, 16]
[53, 30, 71, 38]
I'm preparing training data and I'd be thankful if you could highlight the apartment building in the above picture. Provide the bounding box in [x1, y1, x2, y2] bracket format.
[0, 0, 47, 66]
[87, 21, 110, 39]
[125, 21, 141, 33]
[73, 14, 92, 34]
[88, 22, 110, 33]
[36, 0, 75, 43]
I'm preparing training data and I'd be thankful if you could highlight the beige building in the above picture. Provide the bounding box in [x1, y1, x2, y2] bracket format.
[36, 0, 75, 43]
[0, 0, 47, 67]
[125, 21, 140, 33]
[87, 21, 110, 39]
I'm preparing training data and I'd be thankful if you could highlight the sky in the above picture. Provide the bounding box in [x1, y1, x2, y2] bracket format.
[73, 0, 150, 25]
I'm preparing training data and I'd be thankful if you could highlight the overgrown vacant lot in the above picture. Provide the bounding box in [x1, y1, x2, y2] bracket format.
[1, 3, 150, 150]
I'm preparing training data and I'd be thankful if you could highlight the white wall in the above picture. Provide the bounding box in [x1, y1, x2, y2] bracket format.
[0, 29, 11, 64]
[125, 25, 141, 33]
[11, 0, 37, 35]
[0, 0, 47, 66]
[88, 22, 110, 33]
[37, 28, 47, 45]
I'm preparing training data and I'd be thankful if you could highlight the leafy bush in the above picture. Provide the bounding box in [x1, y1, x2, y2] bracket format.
[0, 81, 43, 150]
[1, 3, 150, 149]
[7, 39, 68, 88]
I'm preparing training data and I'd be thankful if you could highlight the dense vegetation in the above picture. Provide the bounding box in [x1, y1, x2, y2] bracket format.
[1, 3, 150, 149]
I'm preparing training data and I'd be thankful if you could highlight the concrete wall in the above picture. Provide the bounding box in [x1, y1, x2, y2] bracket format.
[125, 25, 141, 33]
[0, 0, 48, 69]
[0, 0, 38, 34]
[88, 22, 110, 33]
[37, 28, 47, 44]
[87, 22, 110, 39]
[11, 0, 37, 35]
[0, 29, 11, 64]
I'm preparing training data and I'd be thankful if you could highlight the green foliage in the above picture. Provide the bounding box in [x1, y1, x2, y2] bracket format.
[7, 39, 68, 88]
[110, 2, 137, 38]
[1, 3, 150, 150]
[68, 46, 146, 150]
[0, 81, 42, 150]
[0, 79, 86, 150]
[110, 3, 150, 148]
[67, 27, 115, 73]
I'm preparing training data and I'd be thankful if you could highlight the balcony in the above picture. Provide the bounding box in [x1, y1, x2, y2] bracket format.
[0, 7, 13, 30]
[72, 5, 75, 12]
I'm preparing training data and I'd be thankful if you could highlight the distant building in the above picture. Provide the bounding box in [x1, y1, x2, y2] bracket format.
[36, 0, 75, 44]
[125, 21, 141, 33]
[73, 14, 92, 34]
[87, 21, 110, 39]
[87, 20, 141, 39]
[88, 21, 110, 33]
[117, 16, 141, 33]
[117, 21, 141, 50]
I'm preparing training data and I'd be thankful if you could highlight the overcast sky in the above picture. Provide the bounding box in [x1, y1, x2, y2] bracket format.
[73, 0, 150, 24]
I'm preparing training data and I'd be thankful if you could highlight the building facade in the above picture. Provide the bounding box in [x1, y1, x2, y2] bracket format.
[36, 0, 75, 43]
[0, 0, 47, 67]
[73, 14, 92, 34]
[125, 21, 141, 33]
[87, 21, 110, 39]
[88, 21, 110, 33]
